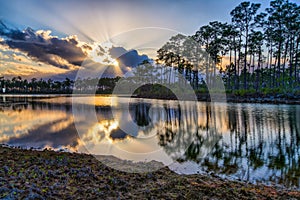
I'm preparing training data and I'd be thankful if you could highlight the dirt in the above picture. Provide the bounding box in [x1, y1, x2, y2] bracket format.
[0, 146, 299, 199]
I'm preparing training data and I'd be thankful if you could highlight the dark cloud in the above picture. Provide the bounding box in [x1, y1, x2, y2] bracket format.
[0, 22, 89, 69]
[0, 21, 149, 78]
[109, 46, 148, 68]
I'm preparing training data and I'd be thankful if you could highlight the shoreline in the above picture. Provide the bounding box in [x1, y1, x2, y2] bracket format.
[135, 94, 300, 105]
[1, 145, 299, 199]
[1, 93, 300, 105]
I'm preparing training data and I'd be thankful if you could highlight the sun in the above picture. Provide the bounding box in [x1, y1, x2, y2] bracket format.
[113, 60, 119, 67]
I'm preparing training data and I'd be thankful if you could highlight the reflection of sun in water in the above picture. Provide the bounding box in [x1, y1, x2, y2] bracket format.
[81, 120, 119, 145]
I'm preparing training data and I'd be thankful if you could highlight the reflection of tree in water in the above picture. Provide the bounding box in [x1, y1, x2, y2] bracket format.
[129, 103, 152, 127]
[88, 101, 300, 187]
[3, 97, 299, 187]
[141, 101, 299, 187]
[157, 104, 181, 146]
[183, 104, 222, 162]
[0, 97, 74, 113]
[126, 101, 219, 160]
[177, 104, 300, 188]
[0, 96, 29, 112]
[155, 102, 221, 161]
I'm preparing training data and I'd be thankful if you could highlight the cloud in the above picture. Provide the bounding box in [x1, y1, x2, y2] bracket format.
[82, 44, 150, 78]
[0, 22, 90, 69]
[0, 51, 9, 59]
[109, 46, 148, 68]
[12, 53, 31, 63]
[0, 21, 150, 79]
[0, 60, 68, 78]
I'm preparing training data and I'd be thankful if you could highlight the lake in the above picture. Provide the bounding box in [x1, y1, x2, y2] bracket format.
[0, 95, 299, 188]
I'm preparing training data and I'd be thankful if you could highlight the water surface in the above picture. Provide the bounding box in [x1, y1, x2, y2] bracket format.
[0, 95, 299, 188]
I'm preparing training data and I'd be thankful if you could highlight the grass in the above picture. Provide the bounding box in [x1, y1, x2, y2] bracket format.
[0, 146, 299, 199]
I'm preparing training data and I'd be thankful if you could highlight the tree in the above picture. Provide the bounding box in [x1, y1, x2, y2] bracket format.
[248, 31, 264, 91]
[266, 0, 287, 87]
[193, 21, 227, 65]
[221, 24, 240, 90]
[230, 1, 261, 89]
[193, 21, 228, 87]
[63, 78, 73, 92]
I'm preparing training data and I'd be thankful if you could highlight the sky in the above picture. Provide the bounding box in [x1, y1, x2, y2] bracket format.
[0, 0, 289, 79]
[1, 0, 270, 39]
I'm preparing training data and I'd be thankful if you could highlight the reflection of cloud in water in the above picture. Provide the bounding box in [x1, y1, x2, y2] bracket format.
[2, 97, 299, 187]
[81, 120, 120, 145]
[76, 100, 218, 166]
[0, 98, 225, 163]
[0, 108, 70, 143]
[4, 118, 79, 149]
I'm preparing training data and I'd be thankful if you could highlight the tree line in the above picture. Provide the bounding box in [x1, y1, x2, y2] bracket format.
[1, 0, 299, 98]
[156, 0, 300, 96]
[0, 76, 120, 94]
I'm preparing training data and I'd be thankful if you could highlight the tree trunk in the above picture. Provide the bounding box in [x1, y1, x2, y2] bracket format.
[289, 36, 294, 84]
[237, 34, 242, 90]
[283, 38, 289, 87]
[273, 56, 277, 88]
[244, 28, 248, 90]
[295, 37, 299, 83]
[277, 31, 282, 88]
[270, 45, 273, 88]
[257, 51, 261, 92]
[234, 37, 237, 90]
